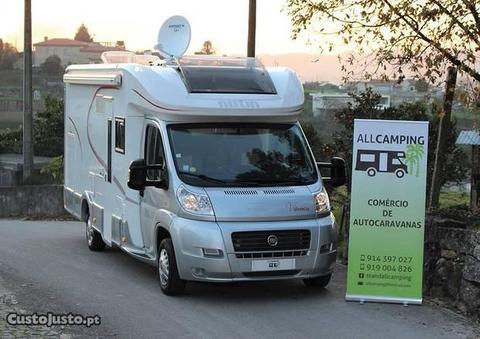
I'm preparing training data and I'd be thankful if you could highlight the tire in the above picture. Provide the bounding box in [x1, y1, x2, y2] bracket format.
[158, 238, 186, 296]
[367, 168, 377, 177]
[303, 273, 332, 288]
[86, 215, 106, 251]
[395, 169, 405, 178]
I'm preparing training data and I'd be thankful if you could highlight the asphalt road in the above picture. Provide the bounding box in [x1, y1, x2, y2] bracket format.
[0, 220, 478, 339]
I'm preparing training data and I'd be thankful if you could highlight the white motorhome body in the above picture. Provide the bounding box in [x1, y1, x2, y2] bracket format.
[64, 56, 343, 294]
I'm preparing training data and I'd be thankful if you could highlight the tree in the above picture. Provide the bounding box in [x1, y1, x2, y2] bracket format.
[40, 55, 63, 77]
[287, 0, 480, 84]
[0, 38, 19, 70]
[195, 41, 216, 55]
[34, 96, 64, 157]
[404, 144, 425, 177]
[300, 121, 327, 160]
[331, 88, 468, 193]
[74, 24, 93, 42]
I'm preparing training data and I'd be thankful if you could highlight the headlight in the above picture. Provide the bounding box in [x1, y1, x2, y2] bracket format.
[176, 186, 214, 216]
[314, 188, 331, 216]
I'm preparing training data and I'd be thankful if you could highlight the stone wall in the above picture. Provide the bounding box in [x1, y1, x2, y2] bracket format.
[430, 226, 480, 320]
[0, 185, 65, 217]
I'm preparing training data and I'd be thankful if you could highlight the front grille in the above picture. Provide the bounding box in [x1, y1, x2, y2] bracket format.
[232, 230, 310, 252]
[235, 250, 308, 259]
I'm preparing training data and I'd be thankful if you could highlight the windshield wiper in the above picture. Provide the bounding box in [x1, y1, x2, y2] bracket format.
[178, 171, 229, 184]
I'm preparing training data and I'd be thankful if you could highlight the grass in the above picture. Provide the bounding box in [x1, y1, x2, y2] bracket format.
[438, 191, 470, 209]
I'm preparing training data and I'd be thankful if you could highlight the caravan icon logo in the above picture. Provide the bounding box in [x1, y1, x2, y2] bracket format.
[355, 149, 408, 178]
[355, 144, 425, 178]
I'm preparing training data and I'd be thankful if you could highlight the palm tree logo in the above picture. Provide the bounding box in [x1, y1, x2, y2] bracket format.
[404, 144, 424, 177]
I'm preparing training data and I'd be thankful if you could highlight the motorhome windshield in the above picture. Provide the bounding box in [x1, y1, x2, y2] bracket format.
[168, 123, 318, 187]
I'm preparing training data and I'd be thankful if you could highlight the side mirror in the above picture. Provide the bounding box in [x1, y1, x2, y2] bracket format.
[128, 159, 147, 190]
[317, 157, 346, 187]
[128, 158, 168, 191]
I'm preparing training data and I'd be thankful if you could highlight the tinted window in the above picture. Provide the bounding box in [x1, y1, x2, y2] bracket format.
[145, 125, 165, 180]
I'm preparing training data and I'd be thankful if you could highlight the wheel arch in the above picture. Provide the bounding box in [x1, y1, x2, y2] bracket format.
[156, 225, 171, 253]
[81, 199, 89, 221]
[80, 191, 96, 222]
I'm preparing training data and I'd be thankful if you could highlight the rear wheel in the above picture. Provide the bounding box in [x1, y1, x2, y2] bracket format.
[86, 215, 106, 251]
[367, 168, 377, 177]
[303, 273, 332, 288]
[158, 238, 186, 295]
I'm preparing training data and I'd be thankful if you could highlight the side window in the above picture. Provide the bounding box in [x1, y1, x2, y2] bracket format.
[360, 153, 375, 162]
[115, 117, 125, 154]
[145, 125, 165, 180]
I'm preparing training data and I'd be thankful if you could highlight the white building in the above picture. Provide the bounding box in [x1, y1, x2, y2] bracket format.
[344, 79, 437, 106]
[33, 37, 125, 67]
[310, 93, 391, 119]
[309, 79, 442, 119]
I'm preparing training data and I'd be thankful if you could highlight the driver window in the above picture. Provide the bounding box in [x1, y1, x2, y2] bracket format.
[145, 125, 165, 180]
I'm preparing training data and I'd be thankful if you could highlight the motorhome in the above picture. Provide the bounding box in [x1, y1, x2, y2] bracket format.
[63, 16, 345, 295]
[355, 149, 408, 178]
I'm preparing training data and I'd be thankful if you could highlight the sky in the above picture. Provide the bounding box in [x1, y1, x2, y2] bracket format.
[0, 0, 321, 56]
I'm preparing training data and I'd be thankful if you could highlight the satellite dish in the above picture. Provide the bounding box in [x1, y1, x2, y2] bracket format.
[155, 16, 191, 59]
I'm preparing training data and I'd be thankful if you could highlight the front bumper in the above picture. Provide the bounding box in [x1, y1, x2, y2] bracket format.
[170, 216, 337, 282]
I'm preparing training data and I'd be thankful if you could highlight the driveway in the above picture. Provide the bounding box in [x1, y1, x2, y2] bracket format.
[0, 220, 478, 338]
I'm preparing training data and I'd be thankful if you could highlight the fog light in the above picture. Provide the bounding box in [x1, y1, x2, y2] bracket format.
[202, 248, 223, 256]
[192, 267, 206, 277]
[320, 243, 333, 253]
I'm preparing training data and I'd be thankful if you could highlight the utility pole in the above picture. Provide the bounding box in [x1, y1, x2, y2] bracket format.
[428, 66, 458, 211]
[23, 0, 33, 181]
[247, 0, 256, 57]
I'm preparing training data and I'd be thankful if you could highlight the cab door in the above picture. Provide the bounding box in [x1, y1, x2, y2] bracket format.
[139, 122, 170, 257]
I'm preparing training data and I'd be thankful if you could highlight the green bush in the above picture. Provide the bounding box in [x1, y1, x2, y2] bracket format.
[0, 96, 64, 157]
[40, 155, 64, 182]
[0, 127, 22, 153]
[34, 95, 64, 157]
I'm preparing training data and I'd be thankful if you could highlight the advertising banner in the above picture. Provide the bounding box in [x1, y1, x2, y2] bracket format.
[346, 119, 429, 304]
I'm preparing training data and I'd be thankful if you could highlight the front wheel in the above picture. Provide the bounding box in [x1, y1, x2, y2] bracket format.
[158, 238, 186, 295]
[303, 274, 332, 288]
[86, 216, 106, 251]
[395, 169, 406, 178]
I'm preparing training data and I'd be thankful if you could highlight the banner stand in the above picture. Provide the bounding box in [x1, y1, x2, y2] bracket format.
[346, 119, 429, 305]
[345, 295, 422, 305]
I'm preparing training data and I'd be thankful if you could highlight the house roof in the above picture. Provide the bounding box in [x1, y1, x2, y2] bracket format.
[34, 38, 88, 47]
[456, 130, 480, 145]
[80, 45, 124, 53]
[34, 38, 126, 54]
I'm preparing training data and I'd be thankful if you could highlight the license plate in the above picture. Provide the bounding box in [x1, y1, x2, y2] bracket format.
[251, 258, 296, 271]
